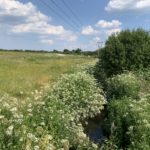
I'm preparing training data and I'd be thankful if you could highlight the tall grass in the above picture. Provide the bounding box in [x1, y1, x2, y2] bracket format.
[0, 51, 96, 98]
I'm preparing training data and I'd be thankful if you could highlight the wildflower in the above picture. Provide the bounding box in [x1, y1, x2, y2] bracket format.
[20, 91, 23, 95]
[34, 145, 39, 150]
[92, 143, 98, 149]
[28, 103, 32, 108]
[27, 108, 32, 113]
[77, 132, 87, 139]
[128, 126, 134, 131]
[19, 137, 23, 142]
[47, 134, 53, 141]
[36, 126, 44, 134]
[27, 133, 39, 143]
[6, 125, 14, 136]
[143, 119, 149, 124]
[61, 139, 69, 149]
[10, 107, 17, 112]
[40, 122, 45, 126]
[0, 115, 4, 119]
[145, 123, 150, 128]
[35, 90, 38, 94]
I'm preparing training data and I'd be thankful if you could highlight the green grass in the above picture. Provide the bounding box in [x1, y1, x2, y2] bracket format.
[0, 51, 96, 98]
[0, 58, 104, 150]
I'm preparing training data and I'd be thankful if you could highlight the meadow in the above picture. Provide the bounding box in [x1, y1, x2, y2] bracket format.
[0, 51, 95, 98]
[0, 51, 107, 149]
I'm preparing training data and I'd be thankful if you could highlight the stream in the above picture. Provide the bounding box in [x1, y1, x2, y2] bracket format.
[82, 106, 107, 144]
[69, 107, 108, 150]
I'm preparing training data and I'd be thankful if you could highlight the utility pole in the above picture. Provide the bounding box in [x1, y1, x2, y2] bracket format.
[97, 41, 104, 57]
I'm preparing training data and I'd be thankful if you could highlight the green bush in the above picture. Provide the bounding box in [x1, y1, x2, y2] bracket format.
[95, 28, 150, 79]
[106, 72, 141, 100]
[49, 72, 107, 120]
[104, 95, 150, 150]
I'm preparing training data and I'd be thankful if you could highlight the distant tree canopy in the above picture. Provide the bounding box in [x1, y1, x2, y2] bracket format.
[0, 48, 97, 56]
[95, 28, 150, 80]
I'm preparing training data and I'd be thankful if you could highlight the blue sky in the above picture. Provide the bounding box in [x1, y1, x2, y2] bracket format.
[0, 0, 150, 51]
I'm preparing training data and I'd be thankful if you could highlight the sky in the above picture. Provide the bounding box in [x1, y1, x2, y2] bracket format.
[0, 0, 150, 51]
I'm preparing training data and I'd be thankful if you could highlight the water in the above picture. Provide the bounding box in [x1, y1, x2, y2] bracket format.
[82, 108, 107, 144]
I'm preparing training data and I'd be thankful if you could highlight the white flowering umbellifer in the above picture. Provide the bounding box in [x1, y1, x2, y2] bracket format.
[48, 72, 106, 121]
[0, 115, 4, 119]
[6, 125, 14, 136]
[34, 145, 39, 150]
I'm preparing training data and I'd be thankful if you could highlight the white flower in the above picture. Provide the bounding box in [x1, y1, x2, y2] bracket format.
[92, 143, 98, 149]
[20, 91, 23, 95]
[0, 115, 4, 119]
[47, 134, 53, 140]
[10, 107, 17, 113]
[34, 146, 39, 150]
[6, 125, 14, 135]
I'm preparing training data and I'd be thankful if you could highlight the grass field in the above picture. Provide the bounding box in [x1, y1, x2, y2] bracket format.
[0, 51, 96, 98]
[0, 51, 106, 149]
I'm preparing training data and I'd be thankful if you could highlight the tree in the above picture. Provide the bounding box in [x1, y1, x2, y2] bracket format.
[75, 48, 82, 54]
[63, 49, 70, 54]
[95, 28, 150, 79]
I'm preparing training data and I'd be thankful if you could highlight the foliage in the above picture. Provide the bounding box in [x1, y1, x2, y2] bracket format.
[103, 69, 150, 149]
[94, 61, 108, 89]
[95, 28, 150, 79]
[0, 71, 106, 149]
[49, 72, 106, 120]
[105, 95, 150, 150]
[106, 72, 141, 100]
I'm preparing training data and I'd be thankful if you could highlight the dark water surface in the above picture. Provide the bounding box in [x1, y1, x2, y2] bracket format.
[82, 108, 107, 144]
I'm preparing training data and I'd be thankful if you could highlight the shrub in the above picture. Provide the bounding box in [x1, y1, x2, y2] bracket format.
[49, 72, 107, 120]
[104, 95, 150, 149]
[106, 72, 141, 100]
[95, 28, 150, 79]
[94, 61, 108, 90]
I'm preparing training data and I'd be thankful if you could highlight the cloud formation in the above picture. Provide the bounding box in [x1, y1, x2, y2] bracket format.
[96, 20, 122, 28]
[40, 39, 54, 45]
[81, 26, 98, 35]
[106, 0, 150, 12]
[106, 28, 121, 36]
[0, 0, 76, 43]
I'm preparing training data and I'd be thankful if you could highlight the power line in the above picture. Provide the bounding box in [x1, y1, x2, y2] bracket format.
[49, 0, 80, 30]
[61, 0, 83, 27]
[39, 0, 79, 31]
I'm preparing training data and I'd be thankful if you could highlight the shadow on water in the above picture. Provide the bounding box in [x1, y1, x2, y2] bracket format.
[82, 106, 107, 144]
[69, 106, 108, 150]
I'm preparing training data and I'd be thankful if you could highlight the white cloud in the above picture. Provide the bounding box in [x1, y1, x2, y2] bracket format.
[57, 30, 78, 42]
[0, 0, 76, 43]
[81, 26, 98, 35]
[0, 0, 66, 35]
[40, 39, 54, 45]
[95, 19, 122, 39]
[106, 0, 150, 12]
[106, 28, 121, 36]
[11, 23, 65, 35]
[96, 20, 122, 28]
[68, 35, 78, 42]
[93, 37, 101, 42]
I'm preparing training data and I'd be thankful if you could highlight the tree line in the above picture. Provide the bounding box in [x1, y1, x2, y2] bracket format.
[0, 48, 97, 56]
